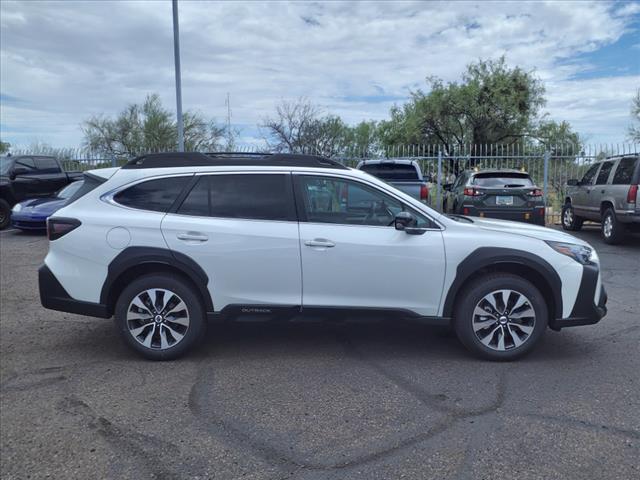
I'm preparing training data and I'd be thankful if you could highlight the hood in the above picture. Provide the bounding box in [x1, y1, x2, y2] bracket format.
[462, 216, 591, 246]
[15, 197, 67, 215]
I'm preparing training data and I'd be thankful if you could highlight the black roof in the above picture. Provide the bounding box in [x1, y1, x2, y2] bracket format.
[121, 152, 347, 170]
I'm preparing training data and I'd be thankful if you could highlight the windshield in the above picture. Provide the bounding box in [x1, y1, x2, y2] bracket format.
[360, 163, 420, 181]
[57, 180, 84, 199]
[0, 157, 14, 175]
[472, 173, 534, 188]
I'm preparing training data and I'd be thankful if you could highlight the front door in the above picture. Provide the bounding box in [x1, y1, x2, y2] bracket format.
[294, 174, 446, 317]
[161, 172, 302, 311]
[573, 163, 600, 219]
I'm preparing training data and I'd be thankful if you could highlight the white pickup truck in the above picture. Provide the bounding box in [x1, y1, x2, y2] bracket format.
[356, 159, 430, 203]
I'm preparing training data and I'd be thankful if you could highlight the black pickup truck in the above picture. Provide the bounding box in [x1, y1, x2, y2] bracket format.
[0, 155, 83, 229]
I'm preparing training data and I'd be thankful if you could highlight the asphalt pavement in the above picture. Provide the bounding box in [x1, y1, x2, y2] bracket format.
[1, 225, 638, 479]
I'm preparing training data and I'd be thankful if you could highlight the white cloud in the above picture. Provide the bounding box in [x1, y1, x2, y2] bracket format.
[1, 0, 638, 148]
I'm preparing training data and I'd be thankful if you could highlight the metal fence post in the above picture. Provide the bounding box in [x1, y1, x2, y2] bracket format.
[437, 149, 442, 211]
[543, 149, 550, 215]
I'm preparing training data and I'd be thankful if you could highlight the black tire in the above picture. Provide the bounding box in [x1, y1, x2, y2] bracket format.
[453, 274, 548, 361]
[561, 203, 583, 231]
[0, 199, 11, 230]
[601, 207, 626, 245]
[115, 274, 206, 360]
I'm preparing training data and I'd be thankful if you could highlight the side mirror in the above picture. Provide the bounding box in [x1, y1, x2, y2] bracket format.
[394, 211, 426, 235]
[567, 179, 579, 186]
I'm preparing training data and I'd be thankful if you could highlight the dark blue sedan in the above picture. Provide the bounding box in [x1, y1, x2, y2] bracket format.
[11, 180, 83, 230]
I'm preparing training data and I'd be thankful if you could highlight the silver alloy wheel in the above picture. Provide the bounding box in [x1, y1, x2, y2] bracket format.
[603, 214, 613, 238]
[472, 289, 536, 351]
[127, 288, 190, 350]
[563, 207, 573, 227]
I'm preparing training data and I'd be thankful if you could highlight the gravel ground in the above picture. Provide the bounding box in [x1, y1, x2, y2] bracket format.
[1, 225, 638, 480]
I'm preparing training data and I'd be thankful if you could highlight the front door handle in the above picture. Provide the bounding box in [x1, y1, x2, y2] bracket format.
[304, 238, 335, 248]
[177, 232, 209, 242]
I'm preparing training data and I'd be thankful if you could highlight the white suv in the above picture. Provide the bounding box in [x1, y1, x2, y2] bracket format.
[39, 153, 607, 361]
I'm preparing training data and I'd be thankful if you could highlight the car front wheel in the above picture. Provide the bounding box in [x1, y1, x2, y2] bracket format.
[601, 208, 626, 245]
[115, 274, 206, 360]
[454, 274, 548, 361]
[561, 203, 583, 231]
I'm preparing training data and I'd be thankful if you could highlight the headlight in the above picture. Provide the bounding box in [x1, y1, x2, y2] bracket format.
[546, 241, 594, 264]
[12, 203, 22, 213]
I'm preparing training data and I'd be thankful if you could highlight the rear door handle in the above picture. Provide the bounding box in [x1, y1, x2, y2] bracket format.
[177, 232, 209, 242]
[304, 238, 335, 248]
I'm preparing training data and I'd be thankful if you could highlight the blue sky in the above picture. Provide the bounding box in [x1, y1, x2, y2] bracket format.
[1, 0, 639, 149]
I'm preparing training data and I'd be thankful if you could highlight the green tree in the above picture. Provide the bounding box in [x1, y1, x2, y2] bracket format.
[628, 89, 640, 143]
[0, 140, 10, 154]
[82, 94, 225, 156]
[379, 57, 546, 153]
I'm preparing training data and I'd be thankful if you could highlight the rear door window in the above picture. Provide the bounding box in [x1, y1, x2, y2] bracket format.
[611, 157, 638, 184]
[35, 157, 60, 173]
[178, 174, 293, 221]
[595, 161, 614, 185]
[114, 176, 190, 212]
[472, 173, 533, 188]
[360, 163, 420, 181]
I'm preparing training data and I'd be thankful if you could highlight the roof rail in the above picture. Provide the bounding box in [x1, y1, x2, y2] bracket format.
[121, 151, 347, 170]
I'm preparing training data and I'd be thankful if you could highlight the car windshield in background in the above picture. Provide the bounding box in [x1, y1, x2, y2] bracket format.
[472, 173, 534, 188]
[57, 181, 84, 199]
[0, 157, 13, 175]
[360, 163, 420, 181]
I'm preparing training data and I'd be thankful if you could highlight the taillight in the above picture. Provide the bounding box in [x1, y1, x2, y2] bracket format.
[627, 185, 638, 204]
[420, 184, 429, 201]
[47, 218, 81, 241]
[528, 189, 543, 197]
[463, 187, 482, 196]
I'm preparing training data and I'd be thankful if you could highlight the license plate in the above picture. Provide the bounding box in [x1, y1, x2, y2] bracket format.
[496, 196, 514, 206]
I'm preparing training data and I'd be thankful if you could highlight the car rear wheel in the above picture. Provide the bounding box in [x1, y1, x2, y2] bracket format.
[601, 207, 626, 245]
[0, 199, 11, 230]
[115, 274, 206, 360]
[561, 203, 583, 231]
[454, 274, 548, 361]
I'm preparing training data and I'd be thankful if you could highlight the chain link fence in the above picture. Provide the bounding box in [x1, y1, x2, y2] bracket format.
[6, 143, 638, 224]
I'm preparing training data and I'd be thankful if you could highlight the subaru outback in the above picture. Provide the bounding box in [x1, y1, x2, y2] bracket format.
[39, 152, 607, 361]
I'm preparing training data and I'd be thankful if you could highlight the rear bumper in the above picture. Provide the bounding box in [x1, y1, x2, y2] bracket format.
[462, 206, 546, 225]
[550, 263, 607, 330]
[39, 264, 111, 318]
[616, 210, 640, 225]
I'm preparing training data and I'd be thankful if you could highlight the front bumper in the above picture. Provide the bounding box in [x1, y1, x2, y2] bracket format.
[550, 263, 607, 330]
[11, 213, 47, 230]
[461, 206, 546, 225]
[39, 264, 111, 318]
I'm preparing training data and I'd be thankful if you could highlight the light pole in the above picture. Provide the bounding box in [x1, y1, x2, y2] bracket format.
[172, 0, 184, 152]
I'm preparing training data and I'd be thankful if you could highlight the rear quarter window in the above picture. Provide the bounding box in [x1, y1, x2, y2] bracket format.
[611, 157, 638, 185]
[114, 176, 190, 212]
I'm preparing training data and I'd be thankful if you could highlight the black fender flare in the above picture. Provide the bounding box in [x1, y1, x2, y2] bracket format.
[100, 246, 214, 314]
[442, 247, 563, 320]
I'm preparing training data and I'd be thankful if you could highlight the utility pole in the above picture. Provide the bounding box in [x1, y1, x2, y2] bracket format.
[172, 0, 184, 152]
[225, 92, 233, 150]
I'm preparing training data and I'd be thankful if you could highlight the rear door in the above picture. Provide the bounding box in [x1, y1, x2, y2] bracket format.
[294, 173, 445, 316]
[34, 157, 68, 194]
[470, 172, 536, 210]
[592, 160, 615, 217]
[161, 172, 302, 311]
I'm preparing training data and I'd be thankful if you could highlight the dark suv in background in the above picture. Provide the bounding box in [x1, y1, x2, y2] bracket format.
[443, 169, 546, 225]
[562, 155, 639, 244]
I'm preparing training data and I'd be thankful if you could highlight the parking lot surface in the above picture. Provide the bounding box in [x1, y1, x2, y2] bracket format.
[1, 225, 638, 479]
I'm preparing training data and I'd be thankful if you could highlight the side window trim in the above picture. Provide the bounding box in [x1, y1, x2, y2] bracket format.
[173, 171, 298, 222]
[292, 172, 440, 229]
